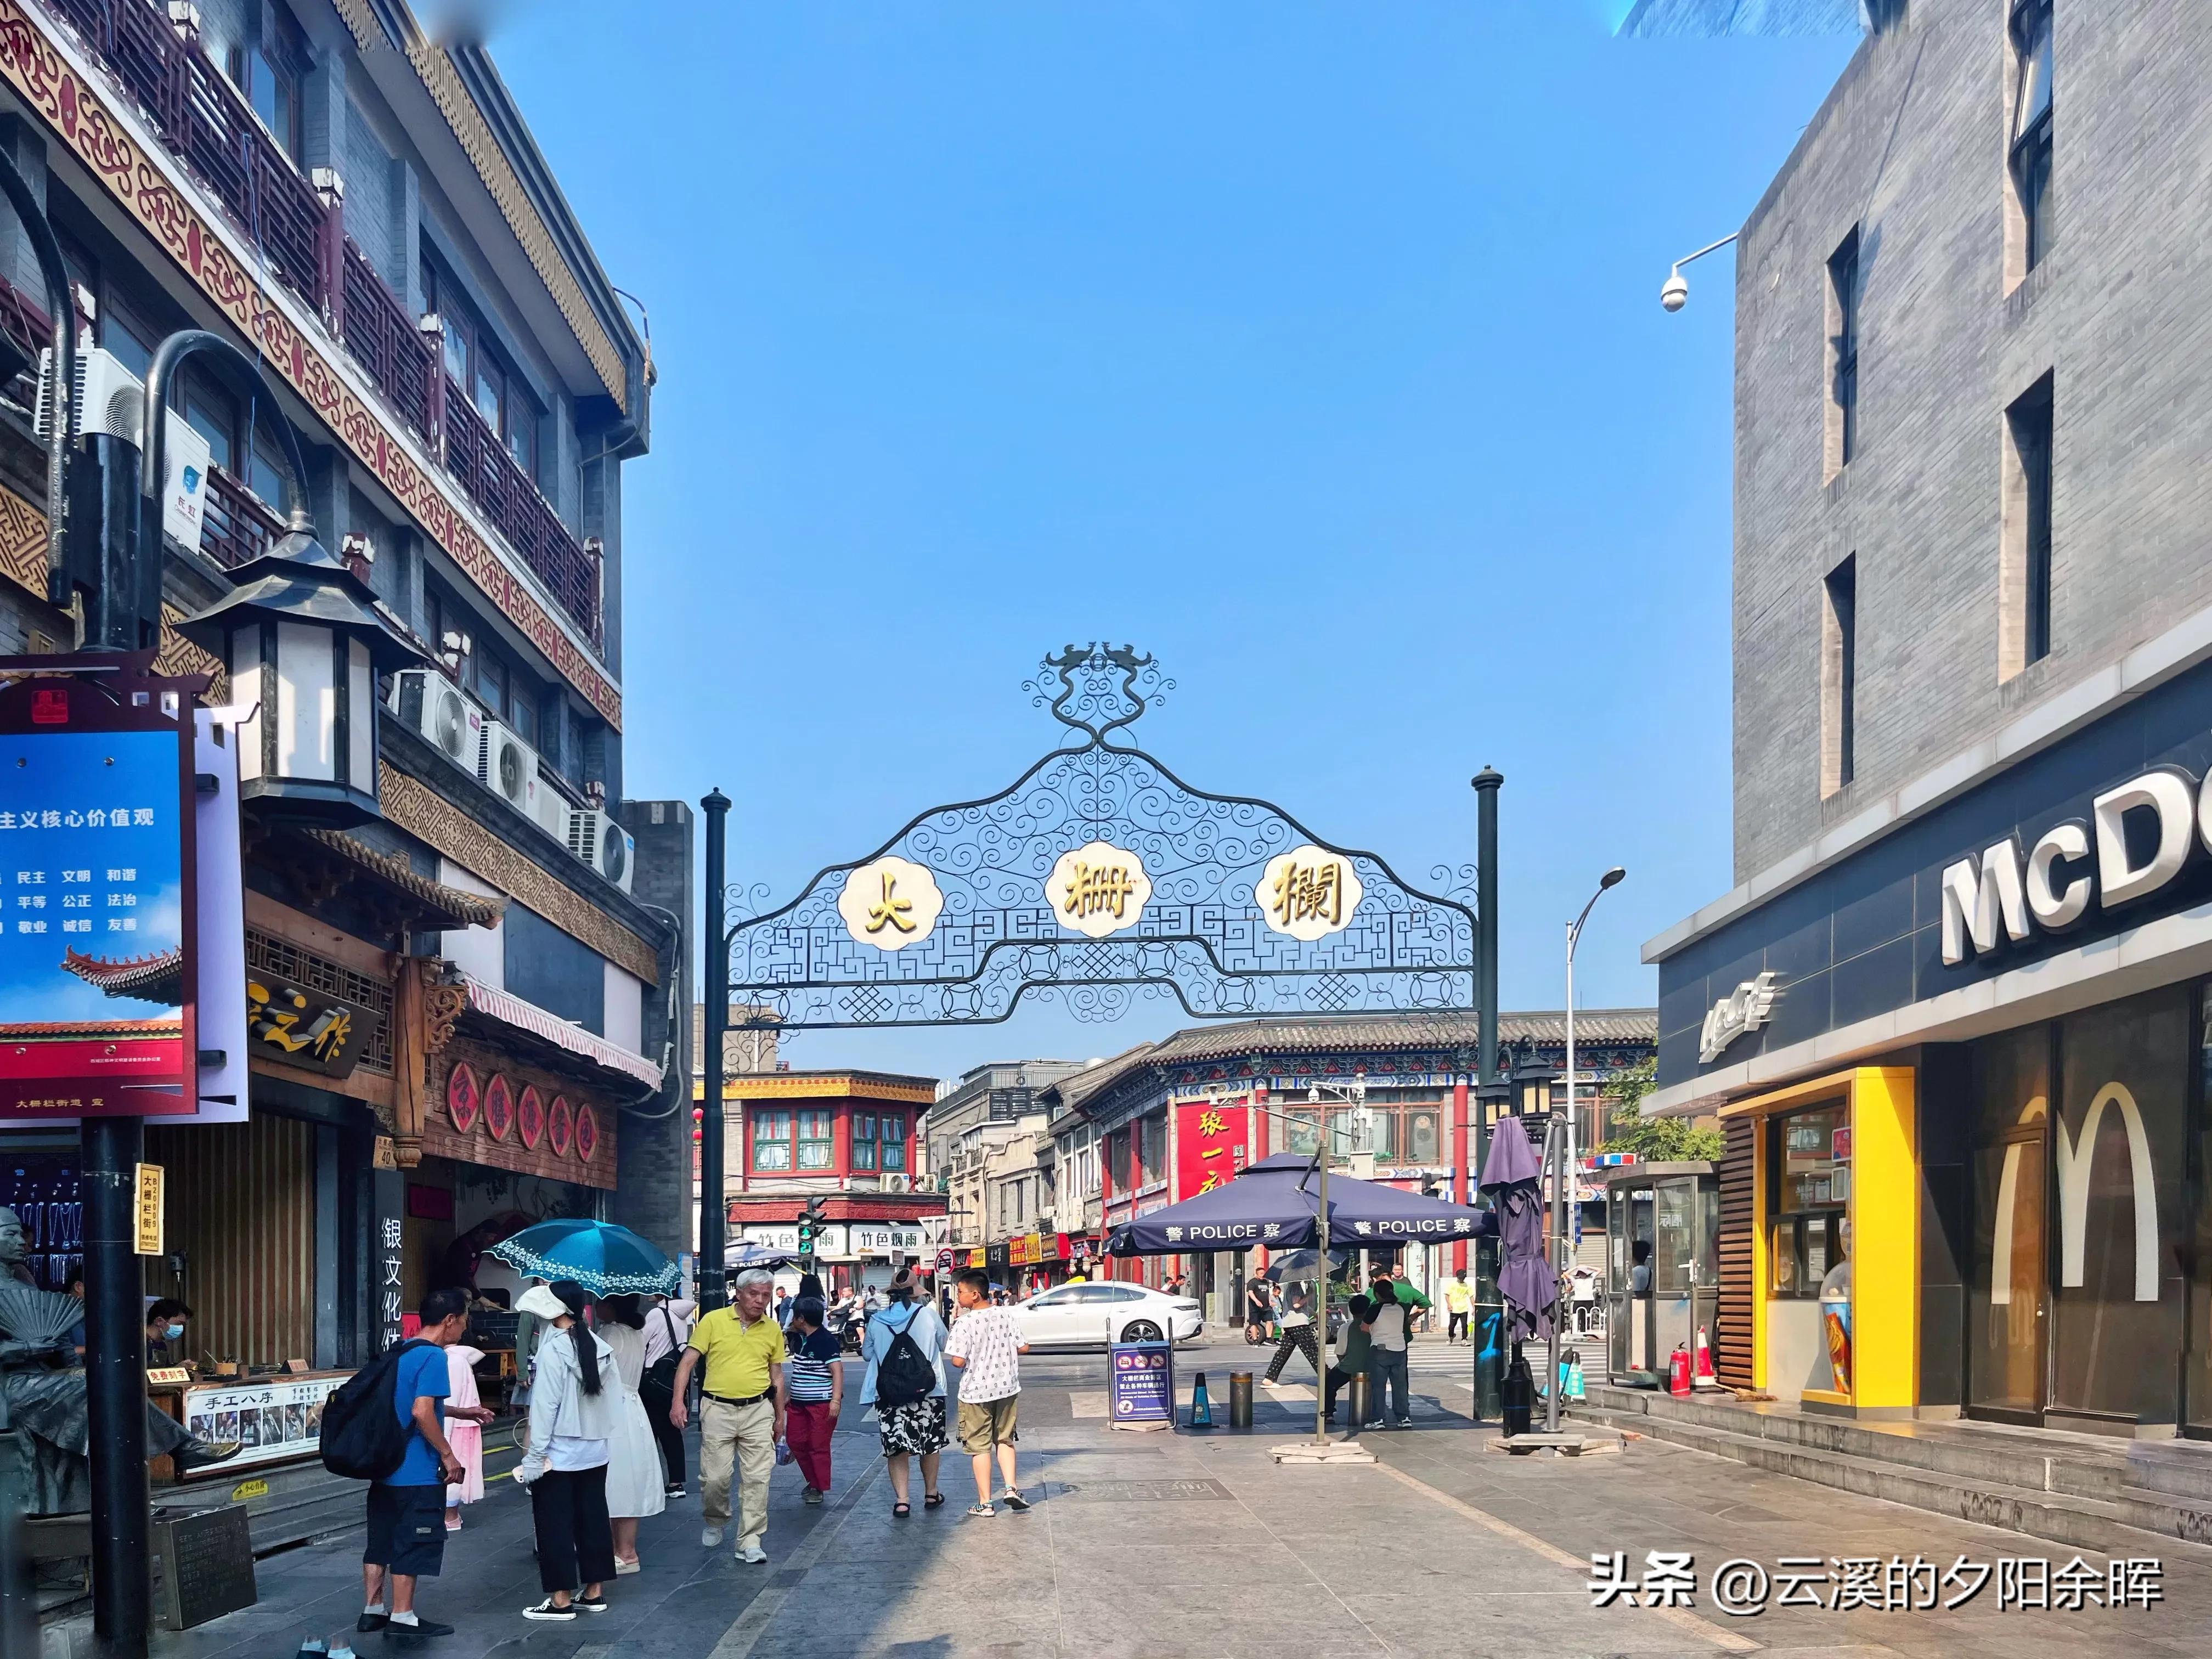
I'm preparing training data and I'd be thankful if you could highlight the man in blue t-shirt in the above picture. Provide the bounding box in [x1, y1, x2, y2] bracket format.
[360, 1289, 489, 1643]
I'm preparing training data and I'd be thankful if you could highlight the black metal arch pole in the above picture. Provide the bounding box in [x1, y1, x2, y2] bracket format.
[0, 142, 74, 1659]
[700, 788, 731, 1312]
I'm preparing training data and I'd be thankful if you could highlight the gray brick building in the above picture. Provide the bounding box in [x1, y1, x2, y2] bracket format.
[1641, 2, 2212, 1435]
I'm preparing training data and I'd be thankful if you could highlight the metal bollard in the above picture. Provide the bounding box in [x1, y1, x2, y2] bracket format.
[1228, 1370, 1254, 1430]
[1346, 1372, 1370, 1429]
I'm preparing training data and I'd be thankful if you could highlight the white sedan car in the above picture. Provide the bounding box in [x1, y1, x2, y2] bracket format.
[1008, 1282, 1204, 1348]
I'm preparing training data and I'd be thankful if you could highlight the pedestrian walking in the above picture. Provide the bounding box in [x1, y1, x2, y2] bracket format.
[861, 1265, 949, 1517]
[1443, 1269, 1473, 1345]
[440, 1333, 487, 1532]
[512, 1282, 617, 1621]
[638, 1294, 695, 1497]
[1261, 1285, 1318, 1384]
[943, 1266, 1029, 1517]
[1324, 1293, 1373, 1425]
[1362, 1268, 1414, 1429]
[775, 1286, 794, 1328]
[782, 1296, 843, 1503]
[671, 1267, 786, 1564]
[1244, 1276, 1273, 1345]
[595, 1294, 667, 1575]
[359, 1289, 489, 1644]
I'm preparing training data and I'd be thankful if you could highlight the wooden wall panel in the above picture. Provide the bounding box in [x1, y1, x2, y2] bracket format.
[1716, 1116, 1756, 1390]
[145, 1116, 317, 1370]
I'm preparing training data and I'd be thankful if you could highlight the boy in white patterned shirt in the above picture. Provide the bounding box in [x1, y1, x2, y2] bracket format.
[943, 1267, 1029, 1516]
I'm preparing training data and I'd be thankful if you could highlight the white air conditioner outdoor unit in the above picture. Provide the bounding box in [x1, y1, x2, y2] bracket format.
[388, 668, 482, 774]
[477, 720, 541, 821]
[882, 1174, 911, 1194]
[39, 346, 215, 553]
[566, 808, 634, 893]
[527, 767, 571, 844]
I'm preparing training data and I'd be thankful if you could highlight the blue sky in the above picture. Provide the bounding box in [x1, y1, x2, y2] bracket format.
[489, 4, 1857, 1081]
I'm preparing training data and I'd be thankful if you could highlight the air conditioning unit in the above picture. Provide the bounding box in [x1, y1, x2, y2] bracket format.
[882, 1174, 911, 1194]
[388, 668, 482, 773]
[477, 720, 540, 820]
[566, 808, 634, 893]
[40, 347, 214, 554]
[527, 766, 571, 844]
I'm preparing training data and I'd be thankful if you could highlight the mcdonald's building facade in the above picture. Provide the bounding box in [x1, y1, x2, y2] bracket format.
[1645, 644, 2212, 1440]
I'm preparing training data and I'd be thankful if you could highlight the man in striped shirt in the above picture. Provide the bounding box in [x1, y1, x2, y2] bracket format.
[783, 1298, 843, 1504]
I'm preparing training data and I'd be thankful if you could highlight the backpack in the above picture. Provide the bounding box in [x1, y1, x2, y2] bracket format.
[320, 1339, 430, 1481]
[874, 1313, 936, 1409]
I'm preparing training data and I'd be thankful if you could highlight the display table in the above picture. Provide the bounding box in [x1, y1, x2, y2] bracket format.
[149, 1369, 353, 1484]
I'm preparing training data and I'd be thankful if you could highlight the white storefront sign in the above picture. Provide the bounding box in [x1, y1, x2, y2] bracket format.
[1699, 972, 1780, 1062]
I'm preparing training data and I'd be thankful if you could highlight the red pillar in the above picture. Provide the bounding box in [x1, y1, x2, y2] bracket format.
[1451, 1078, 1470, 1274]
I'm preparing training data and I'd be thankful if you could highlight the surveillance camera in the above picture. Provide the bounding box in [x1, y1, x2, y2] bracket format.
[1661, 272, 1690, 313]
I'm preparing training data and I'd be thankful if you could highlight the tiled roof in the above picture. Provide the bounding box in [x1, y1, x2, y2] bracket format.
[300, 828, 503, 929]
[63, 949, 185, 1004]
[1038, 1010, 1657, 1127]
[1146, 1009, 1655, 1063]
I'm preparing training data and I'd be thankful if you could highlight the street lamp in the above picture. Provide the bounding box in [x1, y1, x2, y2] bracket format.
[1510, 1045, 1558, 1124]
[1660, 233, 1739, 312]
[1548, 864, 1626, 1435]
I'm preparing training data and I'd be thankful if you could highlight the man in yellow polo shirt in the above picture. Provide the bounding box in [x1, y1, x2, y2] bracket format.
[671, 1268, 786, 1562]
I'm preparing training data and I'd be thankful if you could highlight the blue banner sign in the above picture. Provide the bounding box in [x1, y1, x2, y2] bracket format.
[1108, 1339, 1175, 1428]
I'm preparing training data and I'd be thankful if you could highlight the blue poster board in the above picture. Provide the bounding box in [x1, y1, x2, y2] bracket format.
[1108, 1339, 1175, 1429]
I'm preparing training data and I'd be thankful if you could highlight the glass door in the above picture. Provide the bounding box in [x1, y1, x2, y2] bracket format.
[2188, 989, 2212, 1436]
[1969, 1025, 2049, 1420]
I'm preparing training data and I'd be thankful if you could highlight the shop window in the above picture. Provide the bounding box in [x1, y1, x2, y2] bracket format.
[753, 1109, 792, 1172]
[1407, 1108, 1440, 1165]
[798, 1109, 834, 1170]
[1282, 1110, 1321, 1156]
[225, 3, 308, 165]
[1138, 1115, 1165, 1184]
[1769, 1102, 1848, 1300]
[853, 1113, 878, 1171]
[882, 1115, 907, 1171]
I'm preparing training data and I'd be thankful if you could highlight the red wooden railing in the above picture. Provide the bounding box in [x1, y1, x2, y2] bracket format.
[340, 238, 436, 440]
[443, 386, 601, 645]
[38, 0, 604, 647]
[200, 464, 287, 571]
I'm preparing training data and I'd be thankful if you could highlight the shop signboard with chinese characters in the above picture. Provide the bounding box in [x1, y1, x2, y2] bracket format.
[179, 1371, 348, 1473]
[1174, 1093, 1251, 1200]
[850, 1222, 927, 1258]
[0, 667, 199, 1120]
[246, 974, 371, 1076]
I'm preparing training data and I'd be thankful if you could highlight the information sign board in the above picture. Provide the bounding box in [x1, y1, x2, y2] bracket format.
[0, 666, 197, 1119]
[1108, 1339, 1175, 1429]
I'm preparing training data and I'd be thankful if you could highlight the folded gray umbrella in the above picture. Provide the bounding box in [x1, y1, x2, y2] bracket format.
[1481, 1117, 1555, 1342]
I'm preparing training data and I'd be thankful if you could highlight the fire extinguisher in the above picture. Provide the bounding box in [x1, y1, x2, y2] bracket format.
[1668, 1342, 1692, 1397]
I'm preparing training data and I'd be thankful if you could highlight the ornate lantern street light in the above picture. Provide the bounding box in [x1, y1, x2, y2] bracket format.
[168, 332, 423, 824]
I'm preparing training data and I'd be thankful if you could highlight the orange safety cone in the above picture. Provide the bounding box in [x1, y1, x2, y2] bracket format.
[1667, 1342, 1692, 1397]
[1693, 1324, 1721, 1389]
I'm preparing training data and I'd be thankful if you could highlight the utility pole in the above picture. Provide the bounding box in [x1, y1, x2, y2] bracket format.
[700, 789, 731, 1311]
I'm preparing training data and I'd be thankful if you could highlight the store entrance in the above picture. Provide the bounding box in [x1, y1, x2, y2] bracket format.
[1968, 1026, 2049, 1424]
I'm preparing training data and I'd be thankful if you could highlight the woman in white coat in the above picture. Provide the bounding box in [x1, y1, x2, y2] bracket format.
[512, 1282, 618, 1621]
[595, 1294, 667, 1572]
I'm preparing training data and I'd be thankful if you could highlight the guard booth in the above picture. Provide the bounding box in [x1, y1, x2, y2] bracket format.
[1602, 1161, 1720, 1389]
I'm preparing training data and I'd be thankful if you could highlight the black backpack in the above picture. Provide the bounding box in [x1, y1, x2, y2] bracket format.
[320, 1338, 430, 1481]
[874, 1317, 935, 1409]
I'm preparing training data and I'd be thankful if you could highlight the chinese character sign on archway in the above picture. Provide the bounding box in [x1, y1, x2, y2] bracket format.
[1176, 1095, 1251, 1198]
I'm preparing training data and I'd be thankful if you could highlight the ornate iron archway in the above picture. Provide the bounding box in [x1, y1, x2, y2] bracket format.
[714, 645, 1482, 1030]
[696, 644, 1502, 1304]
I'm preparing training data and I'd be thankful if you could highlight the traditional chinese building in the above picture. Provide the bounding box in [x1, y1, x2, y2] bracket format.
[0, 0, 685, 1539]
[1042, 1011, 1656, 1324]
[713, 1068, 944, 1297]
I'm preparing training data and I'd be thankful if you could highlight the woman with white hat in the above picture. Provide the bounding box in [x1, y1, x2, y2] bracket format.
[512, 1281, 618, 1621]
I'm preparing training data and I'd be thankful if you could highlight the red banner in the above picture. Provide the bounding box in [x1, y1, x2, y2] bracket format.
[1176, 1096, 1250, 1200]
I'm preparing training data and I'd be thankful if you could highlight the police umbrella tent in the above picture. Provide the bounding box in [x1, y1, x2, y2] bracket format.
[1105, 1153, 1496, 1256]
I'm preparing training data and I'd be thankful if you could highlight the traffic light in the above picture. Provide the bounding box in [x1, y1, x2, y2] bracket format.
[798, 1195, 828, 1258]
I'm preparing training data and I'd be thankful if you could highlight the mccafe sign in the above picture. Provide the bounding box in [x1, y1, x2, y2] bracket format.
[1941, 763, 2211, 965]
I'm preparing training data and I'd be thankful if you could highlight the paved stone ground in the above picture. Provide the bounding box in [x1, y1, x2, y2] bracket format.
[151, 1340, 2212, 1659]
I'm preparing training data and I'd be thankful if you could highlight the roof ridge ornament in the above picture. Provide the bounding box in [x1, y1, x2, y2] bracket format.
[1024, 643, 1174, 742]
